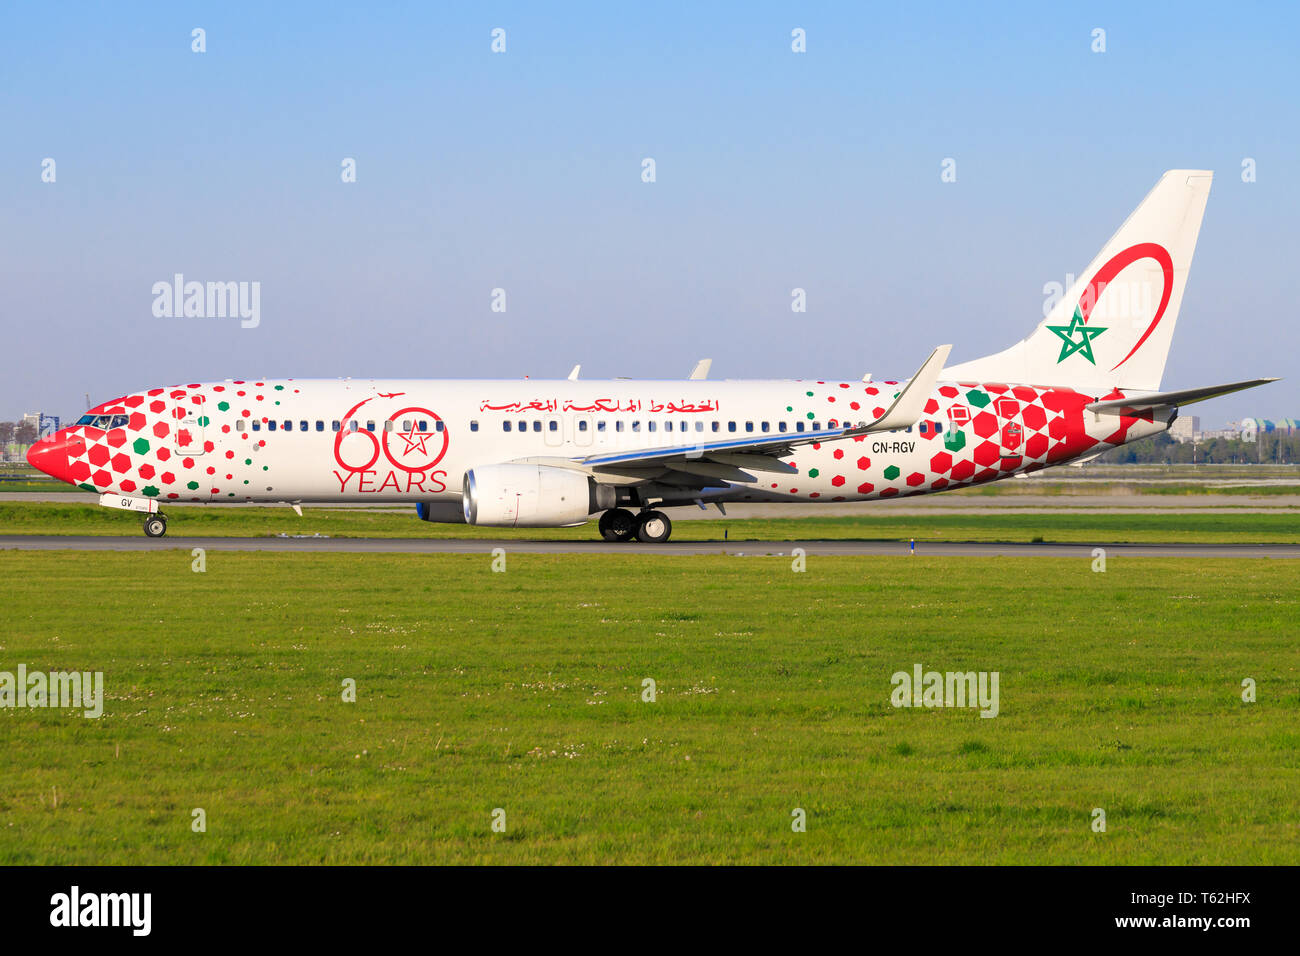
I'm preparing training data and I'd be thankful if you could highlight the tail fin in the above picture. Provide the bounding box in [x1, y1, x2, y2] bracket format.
[944, 170, 1213, 392]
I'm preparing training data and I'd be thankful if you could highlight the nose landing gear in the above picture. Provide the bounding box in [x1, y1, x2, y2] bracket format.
[142, 513, 168, 538]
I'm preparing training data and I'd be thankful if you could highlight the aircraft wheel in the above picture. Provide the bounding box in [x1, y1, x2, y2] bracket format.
[143, 514, 167, 538]
[635, 510, 672, 543]
[598, 508, 637, 542]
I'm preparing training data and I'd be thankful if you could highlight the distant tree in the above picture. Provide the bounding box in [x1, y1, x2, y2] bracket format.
[0, 422, 14, 446]
[1095, 430, 1300, 465]
[14, 422, 37, 446]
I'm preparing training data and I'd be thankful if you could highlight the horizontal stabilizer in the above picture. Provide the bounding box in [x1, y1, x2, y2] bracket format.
[1086, 377, 1278, 413]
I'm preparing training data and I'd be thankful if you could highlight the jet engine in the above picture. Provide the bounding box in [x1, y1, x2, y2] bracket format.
[462, 463, 599, 527]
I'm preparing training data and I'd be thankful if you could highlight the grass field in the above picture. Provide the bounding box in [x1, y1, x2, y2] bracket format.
[4, 501, 1300, 543]
[1, 550, 1297, 864]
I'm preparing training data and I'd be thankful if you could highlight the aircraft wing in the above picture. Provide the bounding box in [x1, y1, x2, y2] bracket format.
[1086, 377, 1278, 413]
[575, 345, 952, 473]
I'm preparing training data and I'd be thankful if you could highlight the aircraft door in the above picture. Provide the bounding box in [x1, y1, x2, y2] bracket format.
[995, 398, 1023, 458]
[171, 394, 208, 455]
[573, 414, 593, 447]
[543, 414, 564, 447]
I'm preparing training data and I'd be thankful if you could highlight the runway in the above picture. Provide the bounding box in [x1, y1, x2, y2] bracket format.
[1, 535, 1297, 558]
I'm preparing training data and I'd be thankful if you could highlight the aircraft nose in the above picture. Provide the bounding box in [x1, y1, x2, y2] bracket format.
[26, 431, 83, 484]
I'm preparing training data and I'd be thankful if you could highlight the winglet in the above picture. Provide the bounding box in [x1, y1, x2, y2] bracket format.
[689, 359, 712, 381]
[851, 345, 952, 435]
[568, 364, 581, 381]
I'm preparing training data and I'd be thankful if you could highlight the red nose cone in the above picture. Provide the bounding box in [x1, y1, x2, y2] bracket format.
[27, 433, 80, 484]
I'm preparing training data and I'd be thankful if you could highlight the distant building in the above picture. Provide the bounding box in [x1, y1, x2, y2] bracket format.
[1169, 415, 1200, 442]
[1240, 417, 1271, 442]
[22, 412, 60, 440]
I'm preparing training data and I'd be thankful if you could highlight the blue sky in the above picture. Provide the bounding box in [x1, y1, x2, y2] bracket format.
[2, 1, 1297, 424]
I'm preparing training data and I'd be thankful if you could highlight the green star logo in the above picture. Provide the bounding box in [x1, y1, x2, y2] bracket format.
[1048, 308, 1106, 364]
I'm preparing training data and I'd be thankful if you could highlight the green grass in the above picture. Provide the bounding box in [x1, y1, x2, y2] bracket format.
[3, 501, 1300, 543]
[1, 551, 1297, 864]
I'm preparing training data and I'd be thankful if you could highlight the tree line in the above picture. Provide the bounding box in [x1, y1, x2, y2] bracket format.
[0, 421, 39, 447]
[1099, 431, 1298, 464]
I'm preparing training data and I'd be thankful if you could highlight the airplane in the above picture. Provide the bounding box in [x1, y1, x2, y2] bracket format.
[27, 170, 1277, 542]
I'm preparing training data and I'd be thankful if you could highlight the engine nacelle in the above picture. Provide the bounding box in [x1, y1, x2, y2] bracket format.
[462, 464, 595, 527]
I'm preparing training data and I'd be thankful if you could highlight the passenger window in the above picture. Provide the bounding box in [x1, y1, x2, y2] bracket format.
[549, 420, 558, 432]
[366, 421, 376, 432]
[578, 420, 588, 432]
[315, 421, 324, 432]
[532, 421, 541, 432]
[813, 422, 820, 431]
[349, 421, 359, 432]
[268, 420, 277, 431]
[435, 421, 443, 432]
[728, 421, 737, 433]
[796, 421, 805, 432]
[648, 422, 656, 432]
[504, 421, 512, 432]
[597, 421, 606, 432]
[696, 421, 704, 432]
[418, 421, 429, 432]
[470, 421, 479, 432]
[331, 421, 340, 432]
[761, 422, 770, 432]
[284, 421, 292, 431]
[300, 420, 308, 432]
[778, 422, 788, 433]
[235, 420, 245, 432]
[712, 421, 720, 432]
[383, 421, 393, 432]
[518, 420, 526, 432]
[745, 422, 754, 433]
[402, 420, 411, 431]
[615, 421, 623, 432]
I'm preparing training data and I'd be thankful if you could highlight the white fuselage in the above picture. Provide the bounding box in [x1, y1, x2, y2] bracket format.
[51, 376, 1167, 514]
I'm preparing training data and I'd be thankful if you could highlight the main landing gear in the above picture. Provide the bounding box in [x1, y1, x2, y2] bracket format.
[598, 508, 672, 543]
[142, 513, 168, 538]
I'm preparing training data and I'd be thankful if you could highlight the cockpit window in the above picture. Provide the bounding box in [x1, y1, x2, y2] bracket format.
[75, 414, 127, 429]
